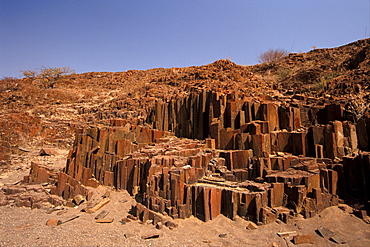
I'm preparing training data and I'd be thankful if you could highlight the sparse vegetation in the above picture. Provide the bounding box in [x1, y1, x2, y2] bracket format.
[310, 72, 342, 93]
[277, 68, 292, 80]
[313, 81, 327, 92]
[258, 48, 289, 63]
[347, 88, 370, 121]
[0, 77, 21, 93]
[292, 197, 307, 216]
[317, 72, 341, 85]
[21, 67, 74, 88]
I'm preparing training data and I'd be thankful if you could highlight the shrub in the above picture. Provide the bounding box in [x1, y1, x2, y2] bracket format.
[20, 67, 74, 88]
[0, 77, 21, 93]
[317, 72, 341, 84]
[311, 72, 341, 93]
[277, 68, 291, 80]
[347, 88, 370, 121]
[258, 48, 289, 63]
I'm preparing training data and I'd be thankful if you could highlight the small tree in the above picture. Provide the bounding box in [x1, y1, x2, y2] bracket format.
[258, 48, 289, 63]
[21, 66, 74, 88]
[21, 70, 38, 79]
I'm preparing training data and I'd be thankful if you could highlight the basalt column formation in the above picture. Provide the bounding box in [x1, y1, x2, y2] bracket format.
[55, 90, 369, 225]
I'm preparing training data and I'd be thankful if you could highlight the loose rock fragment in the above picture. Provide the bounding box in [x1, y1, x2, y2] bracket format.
[60, 214, 81, 224]
[316, 226, 334, 238]
[14, 224, 32, 229]
[330, 235, 346, 244]
[293, 234, 314, 244]
[120, 217, 131, 223]
[156, 222, 163, 229]
[270, 242, 279, 247]
[56, 209, 68, 216]
[124, 233, 135, 238]
[65, 200, 75, 208]
[96, 218, 114, 223]
[246, 221, 258, 230]
[141, 233, 161, 240]
[102, 190, 110, 199]
[127, 214, 138, 221]
[39, 148, 59, 156]
[277, 231, 297, 238]
[94, 210, 109, 220]
[164, 220, 178, 229]
[46, 219, 61, 226]
[85, 198, 110, 214]
[316, 226, 346, 244]
[72, 194, 86, 206]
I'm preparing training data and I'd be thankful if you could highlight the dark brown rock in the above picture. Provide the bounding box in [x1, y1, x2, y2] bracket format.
[293, 234, 314, 244]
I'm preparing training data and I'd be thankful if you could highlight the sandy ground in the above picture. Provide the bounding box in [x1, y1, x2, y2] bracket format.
[0, 149, 370, 247]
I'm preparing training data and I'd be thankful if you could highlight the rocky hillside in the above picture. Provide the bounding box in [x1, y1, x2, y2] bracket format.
[0, 38, 369, 151]
[252, 38, 370, 96]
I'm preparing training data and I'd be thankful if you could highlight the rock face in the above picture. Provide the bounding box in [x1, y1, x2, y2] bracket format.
[54, 89, 369, 225]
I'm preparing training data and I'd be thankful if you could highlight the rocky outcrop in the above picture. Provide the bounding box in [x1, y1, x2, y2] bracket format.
[54, 89, 370, 225]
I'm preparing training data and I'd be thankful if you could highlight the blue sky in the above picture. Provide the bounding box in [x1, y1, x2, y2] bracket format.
[1, 1, 369, 78]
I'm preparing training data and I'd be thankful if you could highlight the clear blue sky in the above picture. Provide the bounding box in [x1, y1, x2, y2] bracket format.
[1, 1, 369, 78]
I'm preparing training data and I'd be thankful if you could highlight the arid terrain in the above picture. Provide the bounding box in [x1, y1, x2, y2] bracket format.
[1, 39, 370, 246]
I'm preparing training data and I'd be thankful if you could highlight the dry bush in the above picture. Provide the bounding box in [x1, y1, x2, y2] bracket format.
[347, 88, 370, 121]
[0, 77, 22, 93]
[258, 48, 289, 63]
[292, 197, 307, 216]
[20, 67, 75, 88]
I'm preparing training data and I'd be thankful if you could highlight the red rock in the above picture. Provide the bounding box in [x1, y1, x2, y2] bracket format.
[246, 221, 258, 230]
[39, 148, 59, 156]
[46, 219, 61, 226]
[0, 200, 8, 206]
[164, 220, 178, 228]
[127, 214, 138, 221]
[3, 187, 26, 195]
[141, 233, 161, 240]
[85, 178, 99, 188]
[293, 234, 314, 244]
[96, 218, 114, 223]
